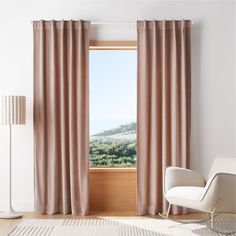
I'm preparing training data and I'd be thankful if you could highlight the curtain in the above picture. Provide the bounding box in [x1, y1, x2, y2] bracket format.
[137, 20, 191, 215]
[33, 20, 90, 215]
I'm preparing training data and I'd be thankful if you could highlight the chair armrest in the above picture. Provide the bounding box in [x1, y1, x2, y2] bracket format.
[201, 173, 236, 201]
[164, 167, 205, 194]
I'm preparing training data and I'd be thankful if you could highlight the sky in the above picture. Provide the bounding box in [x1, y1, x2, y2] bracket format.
[89, 50, 137, 135]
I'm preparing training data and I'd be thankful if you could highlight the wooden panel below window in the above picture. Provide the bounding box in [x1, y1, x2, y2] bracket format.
[89, 168, 136, 212]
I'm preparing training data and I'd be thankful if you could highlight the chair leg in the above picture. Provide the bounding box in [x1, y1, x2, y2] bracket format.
[166, 203, 171, 218]
[210, 211, 214, 229]
[158, 203, 171, 219]
[209, 199, 221, 230]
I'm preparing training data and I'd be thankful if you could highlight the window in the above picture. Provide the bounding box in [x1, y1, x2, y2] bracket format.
[89, 42, 137, 168]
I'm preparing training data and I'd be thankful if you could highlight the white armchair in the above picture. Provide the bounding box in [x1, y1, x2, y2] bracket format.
[162, 157, 236, 228]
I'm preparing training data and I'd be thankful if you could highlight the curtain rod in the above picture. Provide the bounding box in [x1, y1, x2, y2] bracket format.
[31, 20, 193, 25]
[91, 20, 193, 25]
[92, 21, 136, 25]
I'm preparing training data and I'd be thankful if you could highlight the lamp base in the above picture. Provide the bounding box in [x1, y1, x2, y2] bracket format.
[0, 210, 22, 219]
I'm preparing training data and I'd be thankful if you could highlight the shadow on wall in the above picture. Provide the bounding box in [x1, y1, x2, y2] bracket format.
[190, 21, 202, 172]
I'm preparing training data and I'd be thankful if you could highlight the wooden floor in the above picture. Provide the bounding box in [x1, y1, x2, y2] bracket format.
[0, 211, 206, 236]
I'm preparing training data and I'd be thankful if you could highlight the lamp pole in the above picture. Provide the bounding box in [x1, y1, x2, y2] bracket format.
[0, 96, 25, 219]
[0, 125, 22, 218]
[9, 125, 13, 212]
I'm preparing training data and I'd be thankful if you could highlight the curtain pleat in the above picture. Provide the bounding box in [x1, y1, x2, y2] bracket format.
[34, 20, 90, 215]
[137, 20, 191, 215]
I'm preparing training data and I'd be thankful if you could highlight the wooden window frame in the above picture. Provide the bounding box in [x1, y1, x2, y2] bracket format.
[90, 168, 136, 173]
[89, 40, 137, 50]
[89, 41, 137, 171]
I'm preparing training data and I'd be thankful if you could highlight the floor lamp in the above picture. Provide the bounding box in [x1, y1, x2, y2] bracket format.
[0, 96, 26, 219]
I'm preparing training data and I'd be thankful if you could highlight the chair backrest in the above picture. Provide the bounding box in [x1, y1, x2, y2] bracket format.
[207, 156, 236, 180]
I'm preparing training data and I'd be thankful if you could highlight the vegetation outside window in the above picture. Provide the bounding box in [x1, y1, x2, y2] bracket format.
[89, 49, 137, 167]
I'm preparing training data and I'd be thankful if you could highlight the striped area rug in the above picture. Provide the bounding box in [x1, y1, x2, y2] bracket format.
[9, 218, 236, 236]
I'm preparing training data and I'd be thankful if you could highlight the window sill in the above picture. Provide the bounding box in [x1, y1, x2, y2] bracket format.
[89, 167, 136, 173]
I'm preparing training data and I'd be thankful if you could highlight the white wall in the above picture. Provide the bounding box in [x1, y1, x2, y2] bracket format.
[0, 0, 235, 211]
[234, 2, 236, 155]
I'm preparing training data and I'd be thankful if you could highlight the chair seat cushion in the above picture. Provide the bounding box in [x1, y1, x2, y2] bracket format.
[166, 186, 205, 201]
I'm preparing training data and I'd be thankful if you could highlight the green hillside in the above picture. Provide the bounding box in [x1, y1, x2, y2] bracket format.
[92, 122, 136, 137]
[90, 122, 136, 167]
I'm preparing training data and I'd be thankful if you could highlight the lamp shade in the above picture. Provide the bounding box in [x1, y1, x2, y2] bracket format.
[0, 96, 26, 125]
